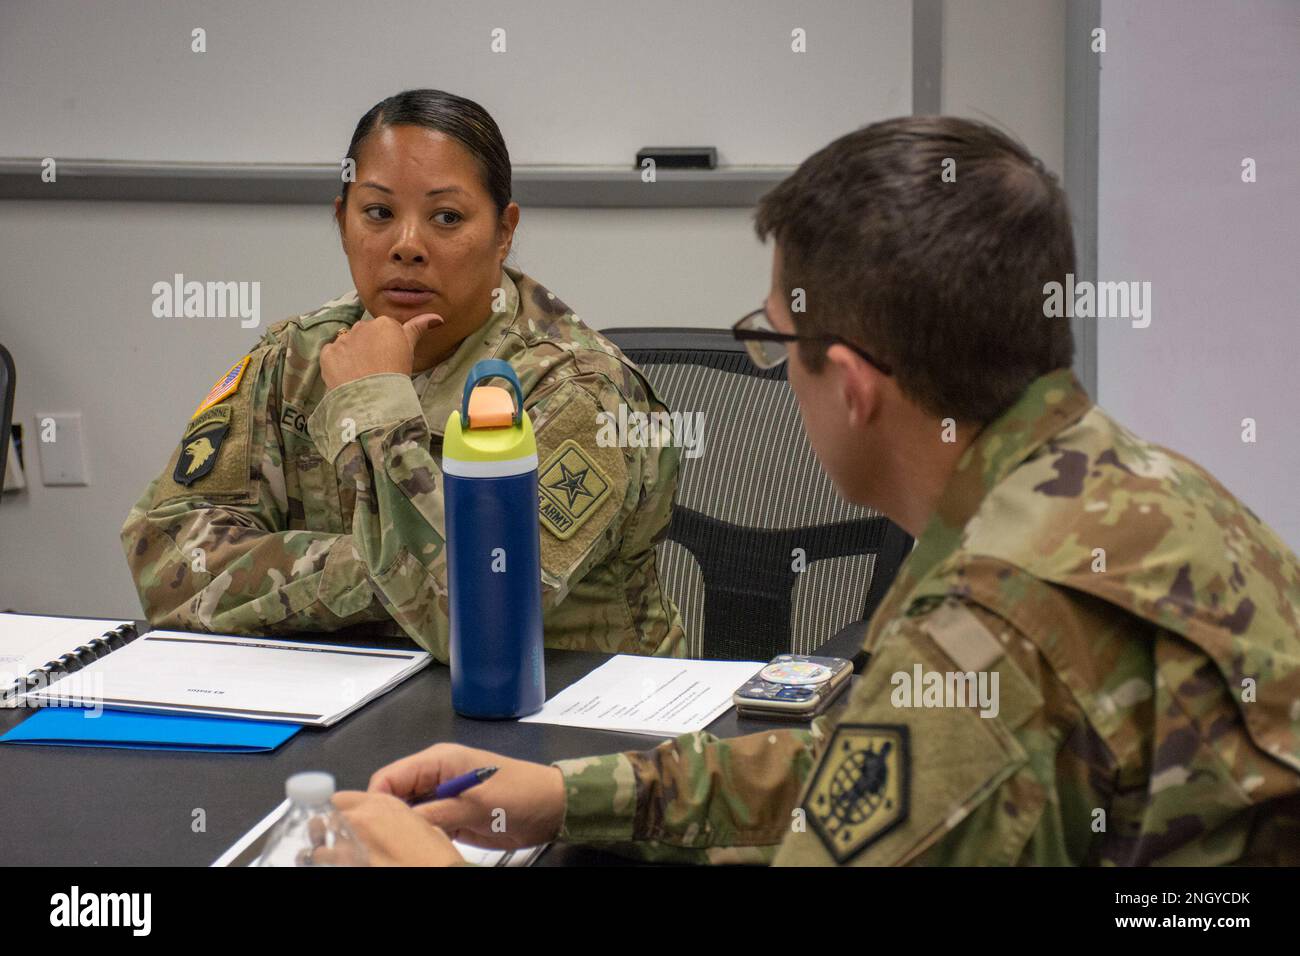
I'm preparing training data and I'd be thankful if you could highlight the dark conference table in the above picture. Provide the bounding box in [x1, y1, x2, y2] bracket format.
[0, 622, 866, 866]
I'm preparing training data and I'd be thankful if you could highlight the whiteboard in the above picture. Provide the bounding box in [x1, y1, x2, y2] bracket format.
[0, 0, 912, 166]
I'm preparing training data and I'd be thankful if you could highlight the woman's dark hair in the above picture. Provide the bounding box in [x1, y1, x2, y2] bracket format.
[339, 89, 512, 215]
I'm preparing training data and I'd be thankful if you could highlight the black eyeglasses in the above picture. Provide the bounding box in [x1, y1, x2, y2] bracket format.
[731, 307, 893, 375]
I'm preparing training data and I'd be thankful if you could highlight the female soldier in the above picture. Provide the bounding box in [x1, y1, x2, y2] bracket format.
[120, 89, 685, 662]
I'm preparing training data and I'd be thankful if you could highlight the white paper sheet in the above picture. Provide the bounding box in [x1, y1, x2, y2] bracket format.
[519, 655, 763, 737]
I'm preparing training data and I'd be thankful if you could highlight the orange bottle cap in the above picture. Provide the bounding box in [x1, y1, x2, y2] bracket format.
[467, 385, 516, 429]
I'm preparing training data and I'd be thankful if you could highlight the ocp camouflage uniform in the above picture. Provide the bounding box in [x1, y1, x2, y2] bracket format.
[554, 369, 1300, 865]
[121, 267, 686, 662]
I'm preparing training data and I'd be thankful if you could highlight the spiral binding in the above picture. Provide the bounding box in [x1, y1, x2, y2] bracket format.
[3, 622, 138, 703]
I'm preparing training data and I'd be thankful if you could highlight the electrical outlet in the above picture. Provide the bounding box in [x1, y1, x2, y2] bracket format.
[34, 412, 89, 486]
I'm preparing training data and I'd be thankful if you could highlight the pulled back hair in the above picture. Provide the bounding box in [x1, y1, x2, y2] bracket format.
[755, 116, 1076, 424]
[339, 89, 512, 215]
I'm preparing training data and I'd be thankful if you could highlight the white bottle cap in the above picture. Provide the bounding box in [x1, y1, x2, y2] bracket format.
[286, 771, 335, 805]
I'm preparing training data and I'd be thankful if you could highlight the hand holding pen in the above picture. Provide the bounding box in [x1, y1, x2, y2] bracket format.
[411, 765, 499, 804]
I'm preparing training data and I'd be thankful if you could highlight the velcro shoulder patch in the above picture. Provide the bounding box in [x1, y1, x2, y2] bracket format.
[151, 349, 269, 507]
[774, 623, 1030, 866]
[804, 724, 910, 863]
[533, 384, 627, 580]
[174, 404, 232, 485]
[538, 438, 612, 540]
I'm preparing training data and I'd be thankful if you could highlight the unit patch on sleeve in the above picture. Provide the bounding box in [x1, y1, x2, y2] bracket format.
[804, 724, 910, 863]
[537, 438, 612, 540]
[174, 404, 232, 486]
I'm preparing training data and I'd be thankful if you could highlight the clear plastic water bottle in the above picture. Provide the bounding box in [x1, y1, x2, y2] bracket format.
[254, 772, 367, 867]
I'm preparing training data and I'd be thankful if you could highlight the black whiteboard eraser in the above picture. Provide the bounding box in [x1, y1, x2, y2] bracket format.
[636, 147, 718, 169]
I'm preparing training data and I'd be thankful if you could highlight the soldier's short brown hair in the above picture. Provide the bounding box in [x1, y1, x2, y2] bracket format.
[755, 116, 1075, 424]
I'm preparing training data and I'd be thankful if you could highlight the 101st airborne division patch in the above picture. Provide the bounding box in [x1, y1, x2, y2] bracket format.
[804, 724, 910, 863]
[174, 404, 232, 486]
[537, 438, 611, 540]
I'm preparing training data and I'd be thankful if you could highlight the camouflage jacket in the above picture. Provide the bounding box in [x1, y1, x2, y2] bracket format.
[555, 368, 1300, 865]
[120, 267, 686, 662]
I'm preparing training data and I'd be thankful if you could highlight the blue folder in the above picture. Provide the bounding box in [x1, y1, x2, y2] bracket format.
[0, 707, 301, 752]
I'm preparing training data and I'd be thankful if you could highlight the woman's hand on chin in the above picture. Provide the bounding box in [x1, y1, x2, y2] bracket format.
[320, 312, 443, 390]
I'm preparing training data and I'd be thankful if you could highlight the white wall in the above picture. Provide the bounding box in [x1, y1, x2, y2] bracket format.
[0, 0, 910, 166]
[1097, 0, 1300, 550]
[942, 0, 1066, 176]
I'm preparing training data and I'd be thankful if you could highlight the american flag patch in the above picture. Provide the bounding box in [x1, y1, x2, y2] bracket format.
[194, 356, 250, 416]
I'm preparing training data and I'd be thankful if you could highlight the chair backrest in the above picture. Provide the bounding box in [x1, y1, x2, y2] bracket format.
[604, 328, 912, 661]
[0, 344, 13, 494]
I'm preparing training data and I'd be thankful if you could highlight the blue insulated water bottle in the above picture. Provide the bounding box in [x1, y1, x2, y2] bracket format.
[442, 359, 545, 718]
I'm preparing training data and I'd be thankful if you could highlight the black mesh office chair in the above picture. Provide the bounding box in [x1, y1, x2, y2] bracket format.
[603, 328, 913, 661]
[0, 344, 14, 493]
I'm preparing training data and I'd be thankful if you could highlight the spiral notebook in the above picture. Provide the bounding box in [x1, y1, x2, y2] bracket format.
[18, 627, 432, 727]
[1, 613, 138, 704]
[1, 613, 301, 751]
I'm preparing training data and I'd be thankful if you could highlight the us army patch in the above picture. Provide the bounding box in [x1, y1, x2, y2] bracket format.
[805, 724, 910, 863]
[537, 438, 612, 540]
[174, 404, 232, 486]
[194, 356, 250, 416]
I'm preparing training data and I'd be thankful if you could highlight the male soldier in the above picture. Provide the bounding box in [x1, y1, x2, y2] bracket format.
[326, 116, 1300, 866]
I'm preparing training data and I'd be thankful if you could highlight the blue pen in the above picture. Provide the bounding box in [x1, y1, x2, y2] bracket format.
[412, 766, 498, 804]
